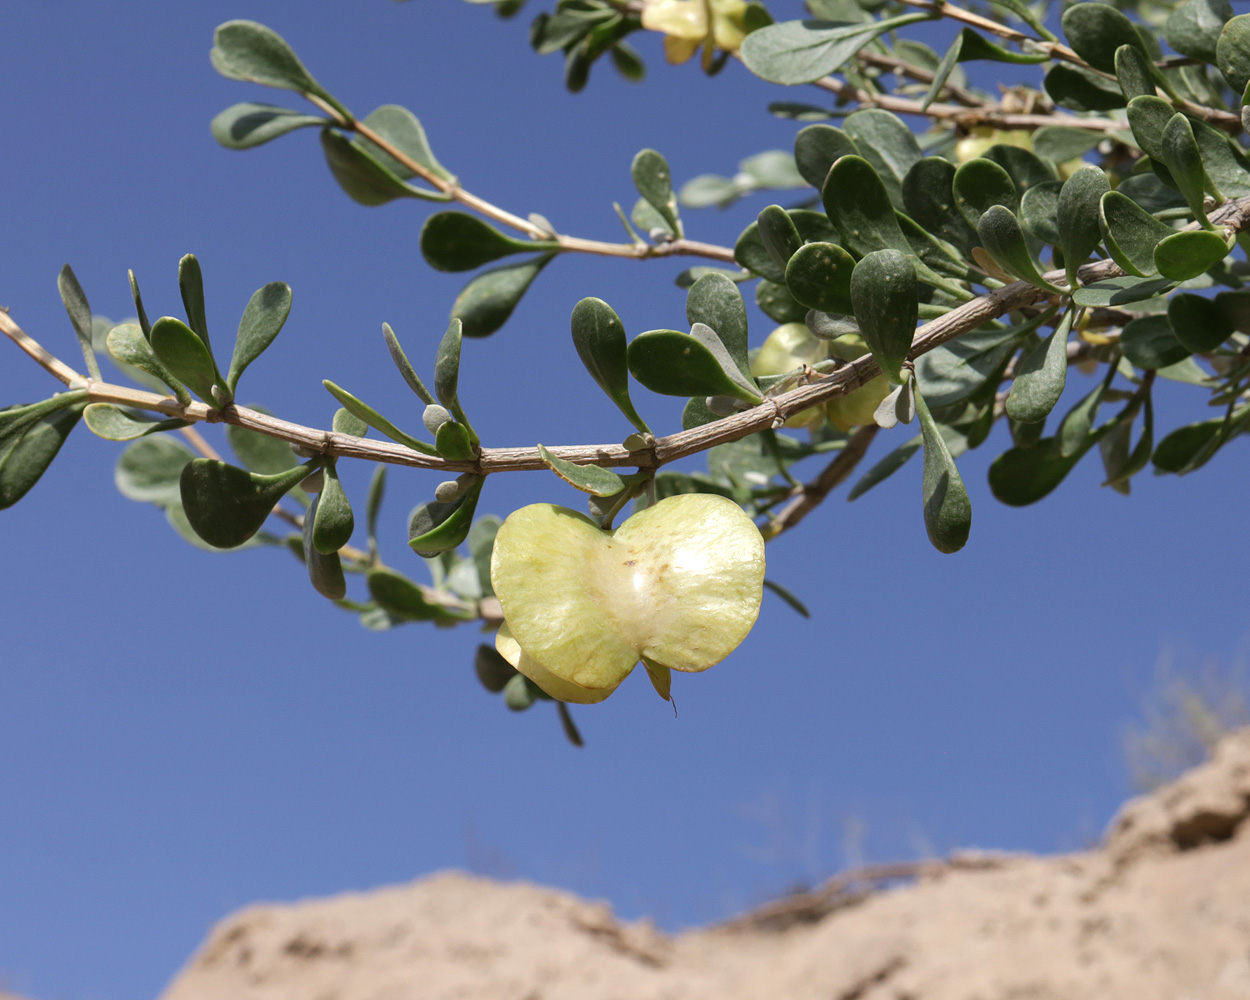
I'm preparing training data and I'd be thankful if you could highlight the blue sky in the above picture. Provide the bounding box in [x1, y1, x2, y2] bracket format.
[3, 3, 1249, 998]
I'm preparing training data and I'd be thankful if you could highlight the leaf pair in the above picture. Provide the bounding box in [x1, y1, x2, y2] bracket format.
[627, 274, 760, 406]
[329, 319, 479, 463]
[420, 212, 561, 338]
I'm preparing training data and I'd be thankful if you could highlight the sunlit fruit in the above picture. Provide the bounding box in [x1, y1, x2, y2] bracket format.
[490, 493, 765, 703]
[640, 0, 749, 65]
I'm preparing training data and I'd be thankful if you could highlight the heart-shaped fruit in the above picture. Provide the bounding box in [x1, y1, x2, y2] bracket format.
[490, 493, 765, 703]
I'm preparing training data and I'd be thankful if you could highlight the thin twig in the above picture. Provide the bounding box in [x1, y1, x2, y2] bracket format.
[350, 120, 736, 263]
[764, 425, 878, 538]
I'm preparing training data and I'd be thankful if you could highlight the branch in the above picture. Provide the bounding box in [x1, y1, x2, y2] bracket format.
[6, 197, 1249, 483]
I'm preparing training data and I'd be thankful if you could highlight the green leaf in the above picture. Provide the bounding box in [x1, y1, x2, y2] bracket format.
[366, 465, 386, 555]
[434, 318, 475, 440]
[1125, 95, 1174, 162]
[686, 272, 752, 382]
[311, 458, 354, 554]
[822, 155, 910, 258]
[757, 205, 804, 273]
[902, 157, 978, 254]
[1071, 273, 1175, 307]
[913, 323, 1029, 407]
[1058, 368, 1113, 458]
[503, 673, 537, 711]
[180, 458, 314, 548]
[1006, 308, 1074, 423]
[977, 205, 1064, 293]
[475, 643, 517, 692]
[0, 393, 87, 451]
[0, 403, 85, 510]
[226, 281, 291, 393]
[451, 253, 555, 339]
[756, 280, 808, 323]
[1098, 190, 1177, 277]
[953, 25, 1050, 64]
[1044, 63, 1127, 112]
[631, 148, 681, 236]
[432, 421, 471, 461]
[1100, 389, 1154, 490]
[1120, 314, 1191, 369]
[408, 475, 484, 556]
[301, 493, 346, 600]
[1159, 113, 1220, 221]
[921, 29, 964, 112]
[178, 254, 211, 352]
[57, 264, 101, 380]
[227, 421, 300, 475]
[570, 297, 650, 434]
[367, 567, 452, 621]
[320, 128, 421, 206]
[382, 323, 435, 403]
[1062, 1, 1146, 73]
[149, 317, 225, 405]
[762, 578, 810, 618]
[740, 13, 930, 84]
[983, 145, 1057, 198]
[1152, 417, 1225, 473]
[1167, 293, 1233, 353]
[1190, 116, 1250, 199]
[849, 249, 917, 384]
[988, 432, 1102, 506]
[468, 515, 501, 598]
[1032, 126, 1104, 164]
[1115, 43, 1157, 102]
[678, 174, 743, 209]
[847, 433, 922, 500]
[952, 157, 1017, 229]
[735, 210, 838, 283]
[842, 109, 922, 210]
[1166, 0, 1233, 62]
[210, 20, 346, 117]
[420, 211, 557, 273]
[538, 444, 630, 496]
[1057, 165, 1111, 274]
[1153, 229, 1232, 280]
[211, 102, 327, 149]
[1019, 180, 1063, 246]
[1216, 14, 1250, 94]
[105, 323, 189, 399]
[355, 104, 456, 188]
[784, 242, 855, 314]
[322, 380, 437, 455]
[914, 382, 971, 553]
[83, 404, 187, 441]
[738, 151, 805, 190]
[793, 124, 858, 188]
[115, 435, 196, 505]
[627, 328, 762, 402]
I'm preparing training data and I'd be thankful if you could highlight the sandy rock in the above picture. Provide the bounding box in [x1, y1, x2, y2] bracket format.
[159, 728, 1250, 1000]
[1106, 726, 1250, 860]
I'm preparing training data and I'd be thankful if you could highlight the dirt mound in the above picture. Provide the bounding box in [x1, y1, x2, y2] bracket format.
[160, 729, 1250, 1000]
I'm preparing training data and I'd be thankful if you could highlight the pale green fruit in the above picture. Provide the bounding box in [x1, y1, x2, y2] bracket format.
[826, 374, 892, 431]
[752, 323, 828, 429]
[490, 494, 765, 702]
[495, 624, 614, 704]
